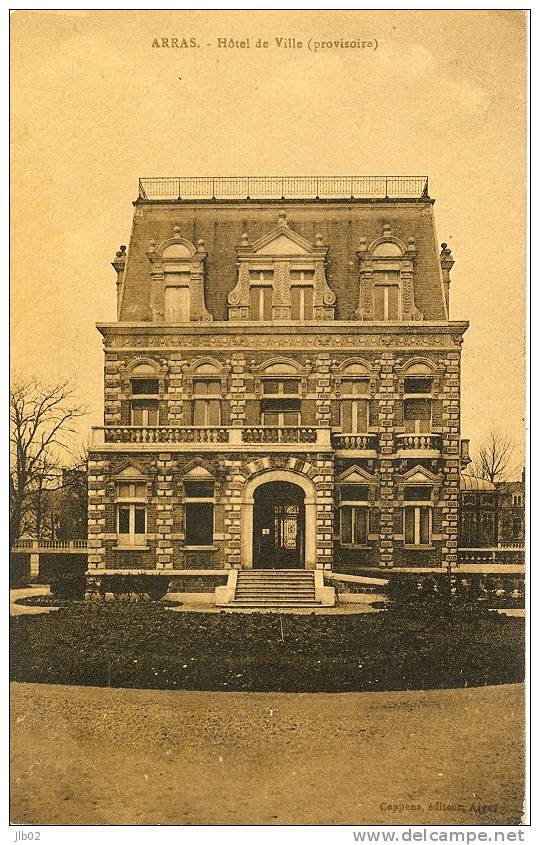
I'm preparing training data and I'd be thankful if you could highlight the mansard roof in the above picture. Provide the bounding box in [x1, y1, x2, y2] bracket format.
[118, 198, 447, 322]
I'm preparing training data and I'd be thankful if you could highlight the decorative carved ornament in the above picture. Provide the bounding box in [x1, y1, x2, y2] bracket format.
[354, 223, 423, 322]
[146, 226, 212, 322]
[227, 210, 336, 321]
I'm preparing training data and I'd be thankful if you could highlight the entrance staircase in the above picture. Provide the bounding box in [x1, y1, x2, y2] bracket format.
[215, 569, 336, 609]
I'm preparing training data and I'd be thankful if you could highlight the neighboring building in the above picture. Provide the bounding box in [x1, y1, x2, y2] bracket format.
[88, 176, 469, 574]
[459, 471, 525, 548]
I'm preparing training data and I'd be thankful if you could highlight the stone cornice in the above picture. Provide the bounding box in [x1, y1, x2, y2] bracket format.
[96, 320, 468, 351]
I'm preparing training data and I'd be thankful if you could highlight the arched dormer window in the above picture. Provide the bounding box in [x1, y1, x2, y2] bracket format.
[228, 211, 336, 322]
[145, 226, 212, 322]
[355, 223, 423, 321]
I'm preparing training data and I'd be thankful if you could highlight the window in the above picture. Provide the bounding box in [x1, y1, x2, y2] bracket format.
[290, 271, 315, 320]
[261, 399, 300, 427]
[512, 494, 523, 507]
[193, 380, 221, 426]
[404, 398, 431, 434]
[131, 400, 159, 426]
[373, 272, 400, 320]
[340, 379, 370, 433]
[262, 378, 300, 396]
[164, 284, 190, 321]
[404, 506, 431, 546]
[116, 481, 147, 546]
[130, 378, 159, 426]
[249, 271, 274, 320]
[184, 480, 214, 546]
[403, 486, 432, 546]
[340, 485, 370, 546]
[404, 377, 432, 394]
[512, 517, 522, 539]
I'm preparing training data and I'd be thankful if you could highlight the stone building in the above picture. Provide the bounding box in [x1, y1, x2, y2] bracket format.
[88, 176, 469, 577]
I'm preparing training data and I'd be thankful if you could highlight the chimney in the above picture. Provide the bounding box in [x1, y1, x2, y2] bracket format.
[460, 438, 471, 468]
[440, 243, 455, 314]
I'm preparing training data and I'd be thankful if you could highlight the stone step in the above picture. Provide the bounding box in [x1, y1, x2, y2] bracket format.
[231, 600, 321, 607]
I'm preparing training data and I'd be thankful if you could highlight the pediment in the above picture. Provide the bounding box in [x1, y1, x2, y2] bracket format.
[337, 465, 375, 483]
[402, 465, 439, 484]
[183, 463, 214, 479]
[253, 232, 310, 256]
[114, 461, 147, 479]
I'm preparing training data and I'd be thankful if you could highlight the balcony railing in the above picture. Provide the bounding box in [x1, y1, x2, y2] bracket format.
[91, 426, 325, 446]
[457, 547, 525, 566]
[13, 538, 88, 552]
[395, 433, 442, 452]
[138, 176, 429, 201]
[103, 426, 229, 444]
[242, 426, 317, 444]
[332, 433, 378, 450]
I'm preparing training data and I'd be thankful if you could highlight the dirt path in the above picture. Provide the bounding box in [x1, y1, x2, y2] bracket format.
[11, 681, 524, 825]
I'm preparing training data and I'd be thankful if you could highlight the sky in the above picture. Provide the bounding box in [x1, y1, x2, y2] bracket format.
[10, 9, 527, 472]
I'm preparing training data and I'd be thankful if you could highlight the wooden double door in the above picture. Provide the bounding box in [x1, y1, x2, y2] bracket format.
[253, 481, 305, 569]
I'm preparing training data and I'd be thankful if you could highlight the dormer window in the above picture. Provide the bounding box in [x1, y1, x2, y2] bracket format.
[355, 224, 423, 322]
[146, 229, 212, 322]
[290, 270, 315, 320]
[228, 211, 335, 321]
[164, 277, 190, 321]
[249, 271, 274, 320]
[373, 272, 400, 320]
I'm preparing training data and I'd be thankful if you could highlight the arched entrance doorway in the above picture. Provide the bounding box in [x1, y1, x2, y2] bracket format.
[253, 481, 305, 569]
[241, 470, 318, 570]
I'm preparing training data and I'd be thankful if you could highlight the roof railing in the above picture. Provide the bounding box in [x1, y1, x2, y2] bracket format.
[138, 176, 429, 201]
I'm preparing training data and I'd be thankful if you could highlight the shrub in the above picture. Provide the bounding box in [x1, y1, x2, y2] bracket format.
[50, 573, 86, 599]
[97, 574, 170, 600]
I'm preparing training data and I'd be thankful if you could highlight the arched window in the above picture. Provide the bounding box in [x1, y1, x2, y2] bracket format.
[402, 363, 435, 435]
[186, 361, 225, 427]
[114, 465, 148, 548]
[355, 225, 423, 321]
[129, 363, 160, 427]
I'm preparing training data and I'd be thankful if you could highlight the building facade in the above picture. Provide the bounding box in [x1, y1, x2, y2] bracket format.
[88, 176, 468, 574]
[459, 472, 526, 548]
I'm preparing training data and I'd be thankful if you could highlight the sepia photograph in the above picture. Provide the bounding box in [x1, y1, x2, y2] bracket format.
[9, 8, 528, 834]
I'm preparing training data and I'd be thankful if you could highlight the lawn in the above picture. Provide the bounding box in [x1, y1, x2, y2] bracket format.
[10, 602, 525, 692]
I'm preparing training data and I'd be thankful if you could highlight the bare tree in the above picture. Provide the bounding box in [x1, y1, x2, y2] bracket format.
[10, 378, 86, 549]
[470, 428, 516, 483]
